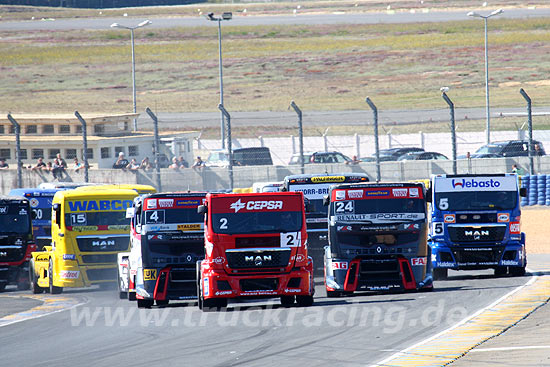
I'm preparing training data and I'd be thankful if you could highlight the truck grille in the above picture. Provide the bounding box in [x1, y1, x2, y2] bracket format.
[0, 246, 26, 263]
[358, 258, 401, 282]
[452, 247, 503, 265]
[226, 248, 291, 269]
[81, 254, 118, 264]
[240, 278, 278, 292]
[86, 268, 118, 281]
[448, 226, 506, 243]
[76, 236, 129, 252]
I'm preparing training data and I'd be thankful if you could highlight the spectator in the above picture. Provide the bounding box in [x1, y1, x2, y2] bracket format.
[0, 158, 8, 170]
[140, 157, 152, 170]
[73, 158, 84, 173]
[535, 143, 542, 156]
[45, 161, 53, 173]
[169, 157, 179, 170]
[512, 164, 525, 176]
[52, 154, 67, 179]
[192, 156, 204, 171]
[127, 158, 140, 171]
[113, 152, 129, 170]
[177, 156, 189, 168]
[346, 155, 361, 165]
[31, 157, 47, 171]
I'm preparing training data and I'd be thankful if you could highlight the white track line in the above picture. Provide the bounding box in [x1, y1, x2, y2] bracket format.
[371, 271, 538, 367]
[471, 346, 550, 352]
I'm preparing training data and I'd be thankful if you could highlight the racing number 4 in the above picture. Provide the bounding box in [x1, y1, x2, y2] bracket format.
[281, 232, 301, 247]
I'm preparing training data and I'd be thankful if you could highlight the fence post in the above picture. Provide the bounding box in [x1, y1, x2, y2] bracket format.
[365, 97, 381, 182]
[355, 133, 360, 158]
[442, 92, 457, 175]
[290, 101, 304, 174]
[520, 88, 534, 175]
[145, 108, 162, 191]
[218, 104, 233, 190]
[7, 114, 22, 188]
[419, 131, 425, 150]
[74, 111, 89, 183]
[258, 136, 264, 147]
[388, 132, 393, 149]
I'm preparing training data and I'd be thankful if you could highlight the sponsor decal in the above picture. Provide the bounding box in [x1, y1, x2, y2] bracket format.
[59, 270, 79, 279]
[411, 257, 427, 266]
[0, 206, 7, 214]
[241, 290, 278, 296]
[15, 238, 23, 245]
[69, 226, 99, 232]
[230, 199, 283, 213]
[92, 239, 115, 248]
[334, 213, 424, 222]
[444, 214, 456, 223]
[510, 222, 520, 234]
[392, 188, 408, 197]
[177, 223, 201, 231]
[337, 225, 352, 232]
[501, 260, 519, 266]
[295, 254, 306, 262]
[148, 234, 163, 240]
[306, 218, 327, 223]
[19, 208, 27, 215]
[158, 199, 174, 208]
[108, 225, 130, 231]
[311, 176, 345, 183]
[331, 261, 348, 270]
[144, 269, 157, 281]
[437, 262, 456, 267]
[452, 178, 501, 189]
[203, 277, 209, 296]
[292, 185, 330, 199]
[366, 190, 390, 197]
[245, 255, 272, 266]
[29, 198, 39, 208]
[213, 257, 225, 265]
[148, 225, 172, 231]
[147, 199, 157, 209]
[63, 254, 76, 260]
[404, 223, 420, 230]
[498, 213, 510, 223]
[335, 190, 346, 201]
[0, 252, 7, 257]
[215, 290, 233, 296]
[347, 190, 364, 199]
[409, 188, 419, 198]
[284, 288, 301, 293]
[175, 199, 201, 206]
[67, 200, 133, 212]
[35, 254, 49, 261]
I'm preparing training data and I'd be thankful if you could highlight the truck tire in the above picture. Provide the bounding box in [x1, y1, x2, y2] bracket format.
[29, 260, 44, 294]
[137, 299, 154, 308]
[433, 268, 448, 280]
[156, 299, 169, 306]
[510, 266, 526, 277]
[296, 295, 314, 307]
[128, 291, 137, 301]
[326, 290, 342, 298]
[494, 267, 508, 277]
[280, 296, 295, 306]
[48, 259, 63, 295]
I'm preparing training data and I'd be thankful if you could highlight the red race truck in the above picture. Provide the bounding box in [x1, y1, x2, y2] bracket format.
[197, 192, 314, 310]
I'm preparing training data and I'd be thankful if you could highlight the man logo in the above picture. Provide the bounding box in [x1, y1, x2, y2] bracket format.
[0, 252, 7, 257]
[245, 255, 272, 266]
[230, 199, 246, 213]
[465, 230, 489, 240]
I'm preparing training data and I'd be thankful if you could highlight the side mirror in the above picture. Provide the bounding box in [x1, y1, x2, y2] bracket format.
[126, 207, 135, 219]
[520, 187, 527, 198]
[31, 210, 37, 220]
[52, 203, 61, 224]
[323, 195, 330, 206]
[425, 188, 433, 203]
[198, 205, 207, 215]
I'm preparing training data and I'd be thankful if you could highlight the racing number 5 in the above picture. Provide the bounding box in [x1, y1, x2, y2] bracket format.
[439, 198, 449, 210]
[433, 222, 444, 235]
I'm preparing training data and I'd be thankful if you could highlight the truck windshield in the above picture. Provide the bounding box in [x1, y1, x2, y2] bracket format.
[65, 211, 129, 227]
[212, 211, 302, 235]
[144, 208, 203, 225]
[435, 191, 517, 211]
[0, 204, 31, 234]
[332, 198, 425, 218]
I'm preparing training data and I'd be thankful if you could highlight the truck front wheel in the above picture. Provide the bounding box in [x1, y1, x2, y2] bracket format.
[494, 267, 508, 277]
[280, 296, 295, 306]
[29, 260, 43, 294]
[48, 259, 63, 295]
[137, 298, 154, 308]
[296, 295, 314, 307]
[510, 266, 526, 276]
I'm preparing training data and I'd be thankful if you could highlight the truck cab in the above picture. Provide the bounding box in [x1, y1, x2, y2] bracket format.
[324, 182, 432, 296]
[197, 192, 314, 310]
[429, 174, 527, 278]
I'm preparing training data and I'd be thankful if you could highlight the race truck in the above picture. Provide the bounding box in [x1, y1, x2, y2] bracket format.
[282, 173, 369, 276]
[29, 188, 138, 294]
[197, 192, 314, 310]
[429, 174, 527, 279]
[118, 193, 207, 308]
[324, 182, 432, 296]
[0, 196, 35, 291]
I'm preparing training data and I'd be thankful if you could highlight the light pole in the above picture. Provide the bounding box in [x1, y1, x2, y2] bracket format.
[110, 20, 152, 132]
[205, 12, 232, 149]
[467, 8, 502, 144]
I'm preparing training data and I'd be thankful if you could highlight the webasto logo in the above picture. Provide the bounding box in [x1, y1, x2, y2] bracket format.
[452, 178, 501, 189]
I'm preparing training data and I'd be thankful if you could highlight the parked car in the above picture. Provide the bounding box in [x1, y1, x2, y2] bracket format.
[361, 147, 424, 162]
[398, 151, 449, 161]
[457, 153, 500, 159]
[288, 151, 351, 165]
[475, 140, 546, 157]
[206, 147, 273, 167]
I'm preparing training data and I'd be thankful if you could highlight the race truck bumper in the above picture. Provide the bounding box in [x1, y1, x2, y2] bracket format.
[430, 240, 526, 270]
[325, 256, 431, 293]
[201, 267, 314, 300]
[137, 265, 197, 301]
[43, 264, 118, 288]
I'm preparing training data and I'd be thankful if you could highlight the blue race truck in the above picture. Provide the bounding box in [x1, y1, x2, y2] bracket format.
[429, 174, 527, 279]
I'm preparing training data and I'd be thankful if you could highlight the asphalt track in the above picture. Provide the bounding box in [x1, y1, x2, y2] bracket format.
[1, 7, 550, 31]
[0, 259, 540, 367]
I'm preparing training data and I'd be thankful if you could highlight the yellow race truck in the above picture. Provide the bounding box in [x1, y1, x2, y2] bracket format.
[29, 188, 141, 294]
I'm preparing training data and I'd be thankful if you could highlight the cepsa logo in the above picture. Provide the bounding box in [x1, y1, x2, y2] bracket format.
[452, 178, 501, 189]
[229, 199, 283, 213]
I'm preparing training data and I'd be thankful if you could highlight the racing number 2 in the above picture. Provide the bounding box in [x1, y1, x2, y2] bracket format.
[281, 232, 301, 247]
